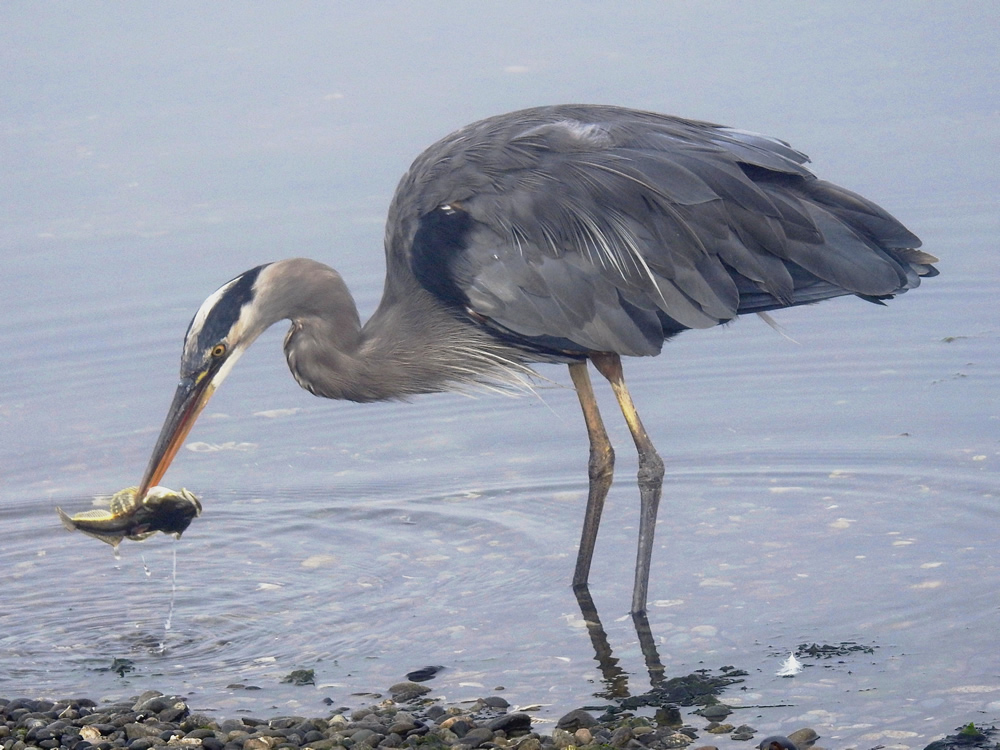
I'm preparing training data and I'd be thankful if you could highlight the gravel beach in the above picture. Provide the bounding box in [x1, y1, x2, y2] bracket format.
[0, 685, 816, 750]
[3, 686, 995, 750]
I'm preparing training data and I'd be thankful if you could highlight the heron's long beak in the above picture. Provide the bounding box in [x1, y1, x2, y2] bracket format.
[137, 372, 217, 499]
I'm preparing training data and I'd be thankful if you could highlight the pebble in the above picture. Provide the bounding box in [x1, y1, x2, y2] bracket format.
[730, 725, 757, 742]
[556, 709, 597, 732]
[786, 729, 819, 748]
[695, 705, 732, 721]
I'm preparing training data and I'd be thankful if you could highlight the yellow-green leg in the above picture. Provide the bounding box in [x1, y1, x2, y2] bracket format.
[591, 353, 665, 615]
[568, 361, 615, 590]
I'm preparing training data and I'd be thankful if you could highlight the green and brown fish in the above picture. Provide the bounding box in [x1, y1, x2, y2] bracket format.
[57, 486, 201, 547]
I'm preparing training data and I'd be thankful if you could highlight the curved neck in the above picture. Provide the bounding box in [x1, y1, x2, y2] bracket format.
[265, 259, 523, 403]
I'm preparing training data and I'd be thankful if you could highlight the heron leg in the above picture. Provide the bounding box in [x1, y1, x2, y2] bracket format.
[591, 353, 664, 615]
[568, 361, 615, 589]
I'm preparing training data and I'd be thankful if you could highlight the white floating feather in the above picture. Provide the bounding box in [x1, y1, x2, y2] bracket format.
[776, 652, 804, 677]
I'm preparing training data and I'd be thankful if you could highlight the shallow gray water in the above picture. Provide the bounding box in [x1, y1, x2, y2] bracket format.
[2, 3, 998, 748]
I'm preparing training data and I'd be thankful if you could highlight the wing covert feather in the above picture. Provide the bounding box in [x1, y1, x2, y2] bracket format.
[390, 105, 933, 357]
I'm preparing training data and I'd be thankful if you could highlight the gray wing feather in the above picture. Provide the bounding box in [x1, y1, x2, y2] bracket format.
[388, 105, 933, 357]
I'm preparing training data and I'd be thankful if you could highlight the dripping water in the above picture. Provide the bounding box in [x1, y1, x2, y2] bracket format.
[152, 543, 180, 653]
[164, 542, 178, 633]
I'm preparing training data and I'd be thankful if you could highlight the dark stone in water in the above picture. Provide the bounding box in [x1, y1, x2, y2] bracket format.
[795, 642, 875, 659]
[486, 713, 531, 734]
[95, 658, 134, 677]
[758, 734, 801, 750]
[617, 669, 746, 711]
[406, 665, 445, 682]
[557, 709, 598, 731]
[461, 727, 496, 748]
[785, 728, 818, 748]
[281, 669, 316, 686]
[655, 706, 683, 728]
[696, 705, 732, 720]
[924, 723, 998, 750]
[731, 724, 757, 741]
[388, 681, 431, 702]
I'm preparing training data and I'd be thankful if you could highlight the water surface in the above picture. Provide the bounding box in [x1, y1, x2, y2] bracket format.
[2, 4, 998, 747]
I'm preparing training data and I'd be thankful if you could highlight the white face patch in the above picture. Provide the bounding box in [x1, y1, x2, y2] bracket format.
[184, 276, 242, 362]
[207, 342, 248, 392]
[179, 264, 276, 383]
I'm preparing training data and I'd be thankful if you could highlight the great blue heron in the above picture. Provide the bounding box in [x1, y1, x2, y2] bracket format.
[136, 104, 937, 614]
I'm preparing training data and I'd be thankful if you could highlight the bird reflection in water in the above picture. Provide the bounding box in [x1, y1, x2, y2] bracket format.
[575, 585, 666, 699]
[572, 586, 750, 716]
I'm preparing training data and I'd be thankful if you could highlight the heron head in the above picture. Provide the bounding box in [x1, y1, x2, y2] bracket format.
[137, 263, 273, 497]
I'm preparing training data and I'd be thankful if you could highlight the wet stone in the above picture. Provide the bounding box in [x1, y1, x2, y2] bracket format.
[786, 729, 818, 748]
[387, 721, 417, 736]
[405, 667, 444, 683]
[349, 729, 378, 746]
[486, 714, 531, 735]
[185, 729, 219, 741]
[125, 723, 163, 741]
[459, 728, 495, 748]
[269, 720, 307, 731]
[705, 724, 734, 735]
[661, 733, 695, 748]
[556, 710, 597, 732]
[694, 706, 731, 722]
[610, 726, 634, 747]
[388, 683, 431, 703]
[731, 725, 757, 742]
[551, 729, 575, 749]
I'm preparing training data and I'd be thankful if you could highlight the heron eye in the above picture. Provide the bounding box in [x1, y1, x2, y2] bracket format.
[211, 344, 227, 358]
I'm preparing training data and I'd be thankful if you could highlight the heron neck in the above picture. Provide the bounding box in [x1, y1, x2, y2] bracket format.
[272, 258, 525, 403]
[281, 282, 485, 403]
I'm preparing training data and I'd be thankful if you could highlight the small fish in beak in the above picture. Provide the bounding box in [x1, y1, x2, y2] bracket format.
[57, 486, 202, 548]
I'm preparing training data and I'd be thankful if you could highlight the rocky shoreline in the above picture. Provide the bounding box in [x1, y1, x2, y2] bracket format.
[1, 687, 994, 750]
[0, 685, 814, 750]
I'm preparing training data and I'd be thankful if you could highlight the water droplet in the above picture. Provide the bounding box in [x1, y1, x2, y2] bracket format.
[164, 543, 178, 633]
